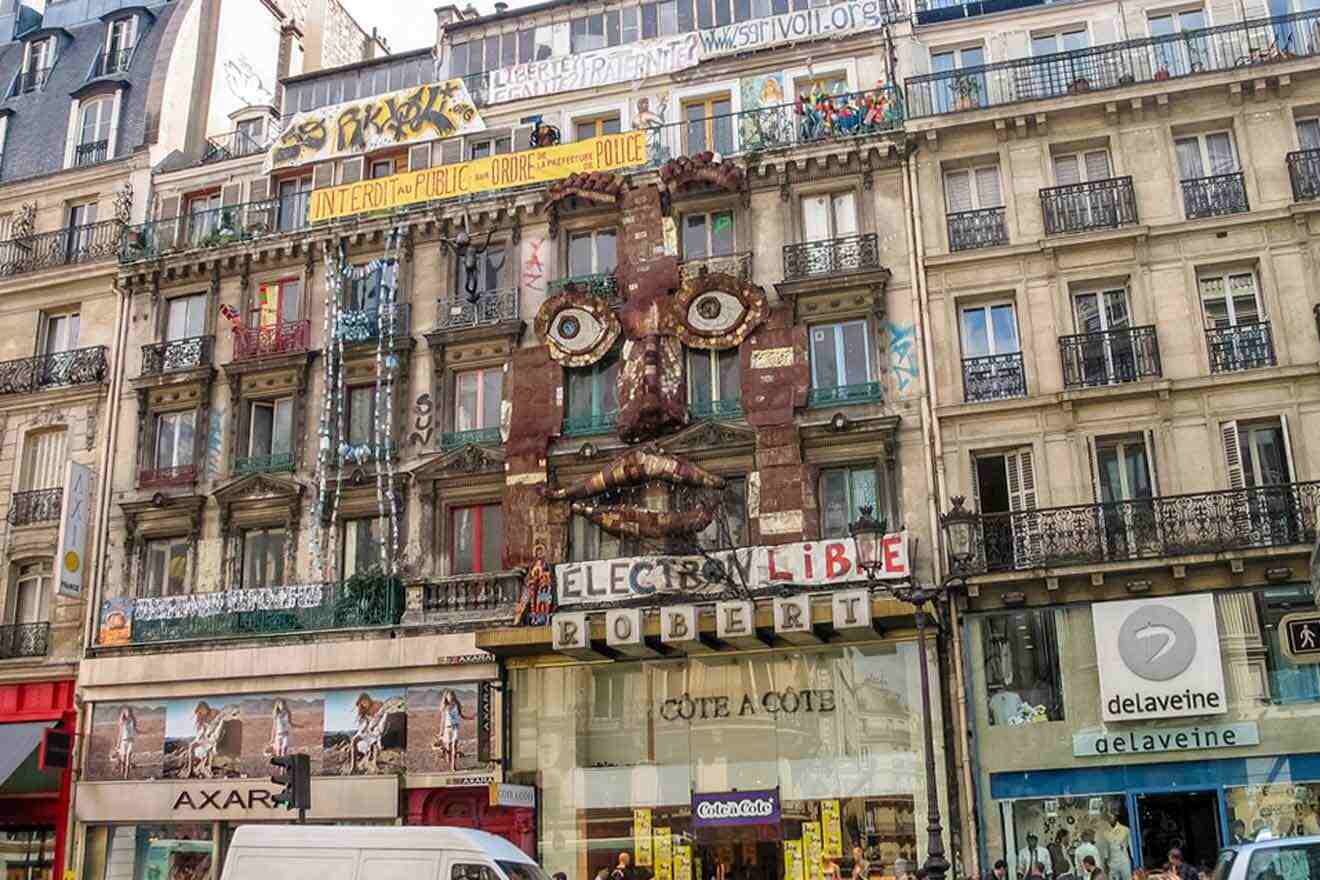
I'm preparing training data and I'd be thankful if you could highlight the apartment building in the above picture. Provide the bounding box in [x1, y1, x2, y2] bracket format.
[900, 0, 1320, 870]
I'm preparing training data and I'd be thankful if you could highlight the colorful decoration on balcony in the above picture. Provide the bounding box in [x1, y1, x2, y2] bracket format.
[134, 583, 327, 621]
[794, 81, 903, 142]
[516, 559, 555, 627]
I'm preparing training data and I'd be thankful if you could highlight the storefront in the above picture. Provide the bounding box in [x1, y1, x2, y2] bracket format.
[0, 680, 76, 880]
[966, 588, 1320, 876]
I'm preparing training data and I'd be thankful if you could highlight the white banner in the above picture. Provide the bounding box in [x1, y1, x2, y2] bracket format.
[555, 535, 909, 606]
[56, 461, 93, 600]
[698, 1, 891, 58]
[486, 33, 701, 104]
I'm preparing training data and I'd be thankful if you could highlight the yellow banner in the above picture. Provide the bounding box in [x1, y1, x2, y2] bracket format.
[822, 800, 843, 859]
[308, 131, 648, 223]
[785, 840, 805, 880]
[654, 830, 673, 880]
[804, 822, 823, 880]
[674, 844, 692, 880]
[634, 809, 653, 867]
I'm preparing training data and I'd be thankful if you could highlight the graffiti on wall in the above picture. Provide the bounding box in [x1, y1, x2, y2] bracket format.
[521, 237, 547, 298]
[487, 34, 699, 105]
[409, 393, 435, 448]
[884, 322, 919, 393]
[206, 407, 225, 480]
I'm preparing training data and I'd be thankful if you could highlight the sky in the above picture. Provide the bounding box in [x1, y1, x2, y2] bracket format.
[339, 0, 542, 54]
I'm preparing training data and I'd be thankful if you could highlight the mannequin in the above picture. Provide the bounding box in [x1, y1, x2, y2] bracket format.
[1102, 814, 1133, 880]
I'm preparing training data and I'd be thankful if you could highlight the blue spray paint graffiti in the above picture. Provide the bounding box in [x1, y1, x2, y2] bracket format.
[885, 322, 919, 392]
[206, 407, 225, 480]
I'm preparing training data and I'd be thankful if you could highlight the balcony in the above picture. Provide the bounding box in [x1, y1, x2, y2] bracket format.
[335, 303, 411, 344]
[906, 10, 1320, 118]
[782, 234, 881, 281]
[1288, 149, 1320, 201]
[1060, 326, 1162, 389]
[233, 452, 294, 476]
[915, 0, 1043, 24]
[100, 577, 405, 646]
[139, 464, 197, 489]
[547, 272, 618, 300]
[1207, 321, 1276, 373]
[435, 288, 518, 332]
[120, 195, 308, 263]
[963, 352, 1027, 402]
[441, 427, 501, 449]
[690, 398, 744, 421]
[7, 489, 62, 526]
[201, 129, 267, 164]
[141, 335, 212, 376]
[563, 410, 618, 437]
[90, 46, 134, 78]
[947, 208, 1008, 252]
[415, 571, 523, 626]
[232, 320, 310, 362]
[969, 480, 1320, 573]
[339, 441, 398, 466]
[680, 252, 753, 283]
[1041, 177, 1138, 235]
[15, 66, 51, 95]
[0, 220, 124, 278]
[74, 140, 110, 167]
[1182, 172, 1249, 219]
[0, 623, 49, 659]
[807, 382, 882, 408]
[0, 346, 108, 395]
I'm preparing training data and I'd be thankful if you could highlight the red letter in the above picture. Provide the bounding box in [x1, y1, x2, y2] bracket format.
[802, 544, 814, 580]
[825, 542, 851, 579]
[882, 535, 904, 574]
[768, 547, 793, 580]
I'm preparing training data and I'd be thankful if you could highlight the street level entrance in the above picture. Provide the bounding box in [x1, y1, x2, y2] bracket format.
[1136, 790, 1221, 870]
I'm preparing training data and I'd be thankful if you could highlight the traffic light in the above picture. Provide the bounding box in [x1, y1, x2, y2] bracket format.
[38, 728, 73, 771]
[270, 753, 311, 812]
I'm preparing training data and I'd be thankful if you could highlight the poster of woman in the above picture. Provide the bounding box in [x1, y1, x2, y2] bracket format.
[406, 683, 484, 775]
[162, 699, 243, 779]
[322, 688, 407, 775]
[236, 692, 325, 777]
[87, 701, 166, 780]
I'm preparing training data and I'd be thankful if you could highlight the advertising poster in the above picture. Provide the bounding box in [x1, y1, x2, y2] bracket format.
[56, 461, 92, 599]
[97, 597, 134, 646]
[654, 829, 673, 880]
[821, 800, 843, 858]
[634, 808, 654, 867]
[322, 688, 407, 775]
[86, 700, 167, 781]
[406, 683, 482, 775]
[674, 844, 692, 880]
[785, 840, 805, 880]
[804, 822, 823, 880]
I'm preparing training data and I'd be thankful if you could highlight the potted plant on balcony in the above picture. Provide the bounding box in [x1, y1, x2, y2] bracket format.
[1068, 76, 1091, 93]
[953, 73, 983, 111]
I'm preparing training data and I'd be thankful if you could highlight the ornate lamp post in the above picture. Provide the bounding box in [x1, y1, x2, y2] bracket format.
[851, 497, 977, 880]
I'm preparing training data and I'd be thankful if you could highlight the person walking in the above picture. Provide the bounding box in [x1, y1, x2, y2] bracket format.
[1018, 834, 1054, 879]
[1050, 830, 1073, 879]
[612, 853, 636, 880]
[1081, 856, 1106, 880]
[1168, 849, 1198, 880]
[986, 860, 1010, 880]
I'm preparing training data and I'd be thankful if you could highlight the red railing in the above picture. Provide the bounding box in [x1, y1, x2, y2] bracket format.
[232, 320, 311, 361]
[139, 464, 197, 489]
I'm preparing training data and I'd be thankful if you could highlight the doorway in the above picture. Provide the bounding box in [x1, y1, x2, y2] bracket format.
[1136, 791, 1222, 872]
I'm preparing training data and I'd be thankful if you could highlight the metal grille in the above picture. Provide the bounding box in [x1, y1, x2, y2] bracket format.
[0, 346, 108, 395]
[435, 289, 519, 331]
[1060, 325, 1162, 388]
[782, 234, 881, 280]
[0, 623, 49, 659]
[7, 489, 62, 526]
[1182, 172, 1249, 219]
[1289, 148, 1320, 201]
[947, 208, 1008, 252]
[0, 221, 123, 277]
[232, 320, 311, 361]
[962, 352, 1027, 402]
[1041, 177, 1138, 234]
[1207, 321, 1276, 373]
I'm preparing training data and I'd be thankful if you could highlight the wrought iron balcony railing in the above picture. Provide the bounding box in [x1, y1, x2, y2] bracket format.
[1060, 325, 1162, 389]
[1207, 321, 1276, 373]
[74, 140, 110, 167]
[233, 452, 295, 476]
[120, 195, 309, 262]
[680, 252, 753, 283]
[7, 489, 62, 526]
[0, 346, 108, 395]
[1182, 171, 1249, 219]
[15, 66, 51, 95]
[969, 480, 1320, 573]
[1288, 149, 1320, 201]
[441, 427, 502, 449]
[563, 410, 618, 437]
[232, 320, 310, 361]
[783, 234, 881, 281]
[90, 46, 134, 78]
[1041, 177, 1138, 235]
[548, 272, 619, 299]
[963, 352, 1027, 402]
[907, 10, 1320, 118]
[0, 622, 49, 659]
[690, 398, 744, 421]
[435, 289, 519, 332]
[948, 207, 1008, 252]
[139, 464, 197, 489]
[807, 382, 882, 408]
[422, 571, 522, 618]
[201, 129, 268, 164]
[0, 220, 123, 278]
[141, 335, 212, 375]
[335, 303, 411, 343]
[915, 0, 1043, 24]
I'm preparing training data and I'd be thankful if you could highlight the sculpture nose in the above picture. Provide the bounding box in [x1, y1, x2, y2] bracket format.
[617, 334, 686, 443]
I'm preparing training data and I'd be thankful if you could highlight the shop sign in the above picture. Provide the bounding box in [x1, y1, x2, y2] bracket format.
[555, 535, 909, 606]
[485, 33, 700, 104]
[692, 789, 780, 827]
[308, 131, 647, 223]
[75, 776, 398, 822]
[1280, 612, 1320, 663]
[634, 808, 653, 867]
[659, 689, 836, 721]
[267, 80, 486, 171]
[489, 782, 535, 808]
[699, 1, 887, 58]
[56, 461, 92, 599]
[1073, 721, 1260, 757]
[1092, 595, 1228, 722]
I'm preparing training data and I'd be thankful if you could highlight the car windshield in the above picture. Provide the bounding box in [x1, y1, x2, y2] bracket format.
[1245, 842, 1320, 880]
[498, 862, 552, 880]
[1214, 849, 1238, 880]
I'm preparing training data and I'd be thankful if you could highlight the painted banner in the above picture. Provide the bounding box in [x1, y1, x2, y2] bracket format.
[309, 130, 648, 223]
[634, 808, 654, 867]
[674, 844, 692, 880]
[556, 535, 910, 605]
[698, 0, 891, 58]
[693, 789, 781, 828]
[268, 80, 485, 171]
[821, 799, 843, 858]
[785, 840, 805, 880]
[654, 830, 673, 880]
[803, 822, 823, 880]
[56, 461, 92, 599]
[486, 33, 700, 104]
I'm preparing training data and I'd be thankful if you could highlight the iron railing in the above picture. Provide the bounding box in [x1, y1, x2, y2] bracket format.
[141, 335, 212, 375]
[435, 289, 519, 331]
[335, 303, 411, 343]
[690, 398, 744, 420]
[139, 464, 197, 489]
[423, 572, 522, 617]
[15, 66, 51, 95]
[548, 272, 619, 299]
[963, 352, 1027, 402]
[120, 195, 309, 262]
[74, 140, 110, 167]
[1288, 148, 1320, 201]
[0, 220, 124, 277]
[1060, 325, 1162, 388]
[1207, 321, 1276, 373]
[1041, 177, 1138, 235]
[969, 480, 1320, 573]
[0, 622, 49, 658]
[0, 346, 108, 395]
[948, 207, 1008, 251]
[915, 0, 1043, 24]
[233, 452, 295, 475]
[441, 427, 502, 449]
[906, 10, 1320, 118]
[783, 234, 881, 281]
[808, 382, 882, 408]
[563, 410, 618, 437]
[91, 46, 134, 78]
[201, 129, 268, 164]
[232, 320, 310, 361]
[1182, 171, 1249, 218]
[7, 488, 62, 526]
[680, 252, 753, 283]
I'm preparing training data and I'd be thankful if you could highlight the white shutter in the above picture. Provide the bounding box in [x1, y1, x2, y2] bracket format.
[945, 170, 973, 212]
[1242, 0, 1268, 20]
[1007, 448, 1040, 568]
[1143, 429, 1162, 496]
[21, 429, 66, 490]
[1085, 150, 1113, 181]
[1208, 0, 1239, 25]
[976, 166, 1003, 207]
[1223, 420, 1245, 489]
[1054, 154, 1082, 186]
[1087, 436, 1103, 503]
[1279, 413, 1298, 482]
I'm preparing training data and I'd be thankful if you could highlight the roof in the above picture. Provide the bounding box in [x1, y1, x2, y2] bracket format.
[280, 46, 432, 87]
[226, 825, 537, 861]
[445, 0, 575, 33]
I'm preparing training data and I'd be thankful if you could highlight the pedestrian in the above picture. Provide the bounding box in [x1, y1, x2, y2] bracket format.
[1081, 856, 1106, 880]
[986, 859, 1010, 880]
[851, 846, 869, 880]
[1050, 830, 1073, 878]
[1074, 831, 1102, 879]
[612, 853, 635, 880]
[1168, 849, 1197, 880]
[1031, 864, 1048, 880]
[1018, 834, 1053, 879]
[1231, 821, 1249, 845]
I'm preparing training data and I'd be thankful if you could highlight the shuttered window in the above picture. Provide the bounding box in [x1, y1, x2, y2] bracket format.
[1053, 149, 1112, 185]
[20, 429, 66, 491]
[945, 166, 1002, 212]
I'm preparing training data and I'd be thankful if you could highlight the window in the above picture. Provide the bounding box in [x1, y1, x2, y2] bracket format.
[20, 429, 66, 491]
[567, 229, 617, 277]
[1299, 117, 1320, 151]
[452, 866, 499, 880]
[1149, 8, 1210, 75]
[66, 202, 100, 255]
[1031, 28, 1088, 55]
[697, 477, 748, 550]
[235, 117, 265, 151]
[369, 158, 395, 179]
[42, 311, 79, 355]
[689, 347, 740, 414]
[346, 385, 378, 447]
[973, 449, 1037, 569]
[1092, 433, 1157, 558]
[154, 410, 196, 471]
[570, 512, 639, 562]
[166, 293, 207, 341]
[457, 246, 508, 296]
[642, 0, 681, 38]
[683, 94, 733, 155]
[469, 135, 511, 160]
[341, 517, 384, 577]
[347, 260, 394, 312]
[566, 350, 620, 433]
[944, 166, 1002, 214]
[248, 398, 293, 462]
[1071, 286, 1134, 385]
[241, 528, 286, 588]
[1259, 586, 1320, 703]
[931, 45, 986, 111]
[1053, 149, 1111, 185]
[801, 192, 857, 242]
[184, 192, 221, 244]
[592, 667, 628, 720]
[981, 609, 1064, 724]
[105, 16, 136, 71]
[682, 210, 734, 259]
[251, 279, 301, 328]
[143, 538, 189, 597]
[451, 504, 504, 574]
[11, 560, 51, 624]
[819, 466, 879, 538]
[76, 98, 113, 161]
[622, 7, 641, 43]
[574, 115, 621, 141]
[455, 368, 502, 433]
[960, 303, 1019, 359]
[1200, 269, 1262, 328]
[277, 178, 311, 231]
[571, 14, 607, 53]
[808, 320, 873, 397]
[20, 37, 53, 91]
[1148, 7, 1206, 34]
[1175, 131, 1238, 181]
[1226, 418, 1295, 489]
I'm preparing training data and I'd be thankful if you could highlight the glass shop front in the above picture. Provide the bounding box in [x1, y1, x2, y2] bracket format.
[511, 642, 947, 880]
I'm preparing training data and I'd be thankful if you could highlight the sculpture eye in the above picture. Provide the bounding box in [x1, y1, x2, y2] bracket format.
[687, 292, 746, 335]
[549, 308, 605, 355]
[675, 273, 767, 350]
[534, 293, 620, 366]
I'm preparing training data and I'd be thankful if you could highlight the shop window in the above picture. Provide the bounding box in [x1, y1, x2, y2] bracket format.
[819, 466, 879, 539]
[688, 347, 740, 416]
[83, 825, 214, 880]
[451, 504, 503, 575]
[1001, 795, 1130, 880]
[1226, 785, 1320, 844]
[341, 517, 385, 578]
[810, 319, 873, 395]
[4, 828, 55, 880]
[682, 210, 735, 259]
[241, 528, 286, 588]
[9, 559, 51, 624]
[457, 245, 508, 297]
[153, 410, 197, 471]
[567, 228, 617, 277]
[683, 94, 733, 156]
[1259, 586, 1320, 703]
[980, 608, 1064, 725]
[574, 114, 621, 141]
[592, 667, 628, 721]
[143, 537, 189, 596]
[697, 476, 748, 550]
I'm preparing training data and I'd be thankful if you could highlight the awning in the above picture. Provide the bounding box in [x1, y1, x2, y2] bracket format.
[0, 722, 54, 788]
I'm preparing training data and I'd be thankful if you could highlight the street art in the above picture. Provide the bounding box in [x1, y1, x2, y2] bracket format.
[885, 322, 919, 393]
[486, 34, 700, 104]
[521, 236, 547, 298]
[739, 73, 792, 151]
[409, 392, 434, 448]
[635, 93, 672, 165]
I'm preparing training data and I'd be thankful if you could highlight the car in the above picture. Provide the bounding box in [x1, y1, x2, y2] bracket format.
[1214, 834, 1320, 880]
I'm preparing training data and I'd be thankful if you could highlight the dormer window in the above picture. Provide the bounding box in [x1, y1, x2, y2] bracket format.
[102, 17, 137, 75]
[75, 98, 113, 167]
[19, 37, 54, 94]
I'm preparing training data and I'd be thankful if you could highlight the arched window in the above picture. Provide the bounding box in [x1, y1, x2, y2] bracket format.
[75, 97, 113, 165]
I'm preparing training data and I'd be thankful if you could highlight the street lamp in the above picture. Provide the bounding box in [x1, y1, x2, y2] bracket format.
[851, 498, 977, 880]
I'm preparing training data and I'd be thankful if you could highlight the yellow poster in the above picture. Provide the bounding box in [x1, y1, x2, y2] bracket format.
[674, 844, 692, 880]
[308, 131, 648, 223]
[654, 829, 673, 880]
[268, 80, 486, 171]
[785, 840, 805, 880]
[804, 821, 823, 880]
[634, 809, 653, 867]
[821, 800, 843, 858]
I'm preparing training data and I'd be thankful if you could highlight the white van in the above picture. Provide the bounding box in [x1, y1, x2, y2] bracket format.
[221, 826, 549, 880]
